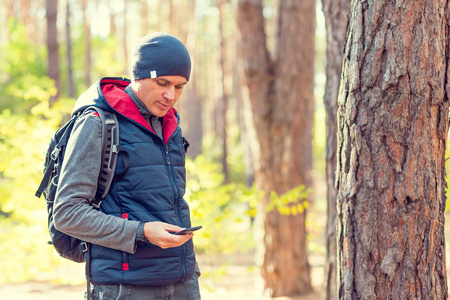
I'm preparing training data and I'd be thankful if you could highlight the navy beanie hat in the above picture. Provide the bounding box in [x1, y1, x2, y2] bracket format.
[132, 32, 191, 81]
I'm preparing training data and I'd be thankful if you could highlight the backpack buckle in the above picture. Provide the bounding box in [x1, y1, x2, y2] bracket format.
[51, 147, 61, 160]
[81, 242, 88, 253]
[91, 198, 102, 209]
[182, 137, 190, 153]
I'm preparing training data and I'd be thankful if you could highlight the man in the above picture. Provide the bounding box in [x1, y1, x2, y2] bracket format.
[53, 32, 200, 299]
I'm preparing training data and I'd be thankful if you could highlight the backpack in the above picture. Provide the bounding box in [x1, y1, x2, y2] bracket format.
[35, 106, 120, 263]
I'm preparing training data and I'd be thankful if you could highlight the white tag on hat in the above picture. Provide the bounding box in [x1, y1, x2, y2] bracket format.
[150, 70, 157, 78]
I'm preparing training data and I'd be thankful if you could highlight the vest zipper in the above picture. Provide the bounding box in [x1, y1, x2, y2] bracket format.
[181, 243, 187, 281]
[165, 145, 171, 166]
[163, 144, 177, 198]
[163, 142, 187, 281]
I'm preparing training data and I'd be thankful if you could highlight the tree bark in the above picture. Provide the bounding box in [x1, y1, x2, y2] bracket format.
[237, 0, 315, 296]
[20, 0, 33, 41]
[218, 0, 229, 183]
[235, 52, 256, 188]
[141, 0, 149, 36]
[46, 0, 60, 105]
[155, 0, 161, 31]
[180, 0, 203, 158]
[6, 0, 15, 21]
[321, 0, 351, 299]
[109, 0, 116, 37]
[336, 0, 449, 299]
[122, 0, 128, 76]
[82, 0, 92, 87]
[65, 0, 75, 98]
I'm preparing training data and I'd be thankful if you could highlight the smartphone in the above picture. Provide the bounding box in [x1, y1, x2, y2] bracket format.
[174, 226, 202, 235]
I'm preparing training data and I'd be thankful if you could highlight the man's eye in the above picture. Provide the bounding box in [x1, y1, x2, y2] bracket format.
[157, 81, 167, 86]
[175, 85, 184, 90]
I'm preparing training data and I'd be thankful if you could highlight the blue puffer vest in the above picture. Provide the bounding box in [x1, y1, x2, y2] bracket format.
[73, 77, 195, 285]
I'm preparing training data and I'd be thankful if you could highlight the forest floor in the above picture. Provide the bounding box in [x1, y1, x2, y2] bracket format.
[0, 251, 322, 300]
[1, 213, 449, 300]
[0, 254, 321, 300]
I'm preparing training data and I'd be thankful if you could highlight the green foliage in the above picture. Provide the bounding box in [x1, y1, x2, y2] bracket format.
[0, 96, 75, 283]
[91, 36, 125, 79]
[3, 20, 47, 77]
[185, 155, 257, 255]
[0, 20, 77, 283]
[0, 19, 53, 113]
[185, 153, 313, 257]
[266, 186, 312, 216]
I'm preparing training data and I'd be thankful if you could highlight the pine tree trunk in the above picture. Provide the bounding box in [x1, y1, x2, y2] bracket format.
[155, 0, 161, 31]
[237, 0, 315, 296]
[218, 0, 229, 183]
[321, 0, 351, 299]
[6, 0, 15, 21]
[65, 0, 75, 98]
[141, 0, 149, 36]
[20, 0, 33, 41]
[82, 0, 92, 87]
[177, 0, 202, 158]
[336, 0, 449, 299]
[235, 56, 256, 188]
[182, 84, 203, 158]
[122, 0, 128, 76]
[109, 0, 116, 37]
[46, 0, 60, 104]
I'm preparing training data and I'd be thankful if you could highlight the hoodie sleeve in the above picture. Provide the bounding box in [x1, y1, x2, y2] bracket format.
[53, 111, 139, 254]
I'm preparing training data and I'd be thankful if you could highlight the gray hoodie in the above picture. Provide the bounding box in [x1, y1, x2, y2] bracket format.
[53, 86, 162, 254]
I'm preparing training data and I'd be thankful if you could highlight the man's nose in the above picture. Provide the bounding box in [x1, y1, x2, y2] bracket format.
[164, 87, 175, 101]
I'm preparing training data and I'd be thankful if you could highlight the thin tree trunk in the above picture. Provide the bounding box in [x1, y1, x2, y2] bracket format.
[218, 0, 229, 183]
[82, 0, 92, 87]
[109, 0, 116, 37]
[30, 0, 45, 45]
[155, 0, 161, 31]
[122, 0, 128, 76]
[46, 0, 60, 105]
[170, 0, 176, 36]
[183, 85, 203, 158]
[182, 0, 203, 158]
[235, 55, 256, 188]
[177, 0, 188, 44]
[6, 0, 15, 21]
[5, 0, 15, 40]
[141, 0, 148, 36]
[321, 0, 351, 299]
[237, 0, 315, 296]
[20, 0, 33, 41]
[65, 0, 75, 98]
[336, 0, 449, 298]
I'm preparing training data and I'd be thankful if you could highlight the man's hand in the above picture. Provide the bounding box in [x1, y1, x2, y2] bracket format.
[143, 221, 193, 249]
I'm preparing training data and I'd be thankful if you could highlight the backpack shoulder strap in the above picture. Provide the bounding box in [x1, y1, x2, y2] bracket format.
[35, 114, 80, 198]
[35, 106, 120, 207]
[88, 106, 120, 209]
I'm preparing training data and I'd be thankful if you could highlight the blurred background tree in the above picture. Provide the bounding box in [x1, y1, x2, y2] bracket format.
[237, 0, 315, 296]
[320, 0, 350, 298]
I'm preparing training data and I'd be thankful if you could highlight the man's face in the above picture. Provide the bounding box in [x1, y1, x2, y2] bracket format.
[132, 75, 187, 117]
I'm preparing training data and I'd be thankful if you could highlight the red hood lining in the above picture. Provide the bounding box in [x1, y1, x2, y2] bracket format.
[100, 82, 178, 145]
